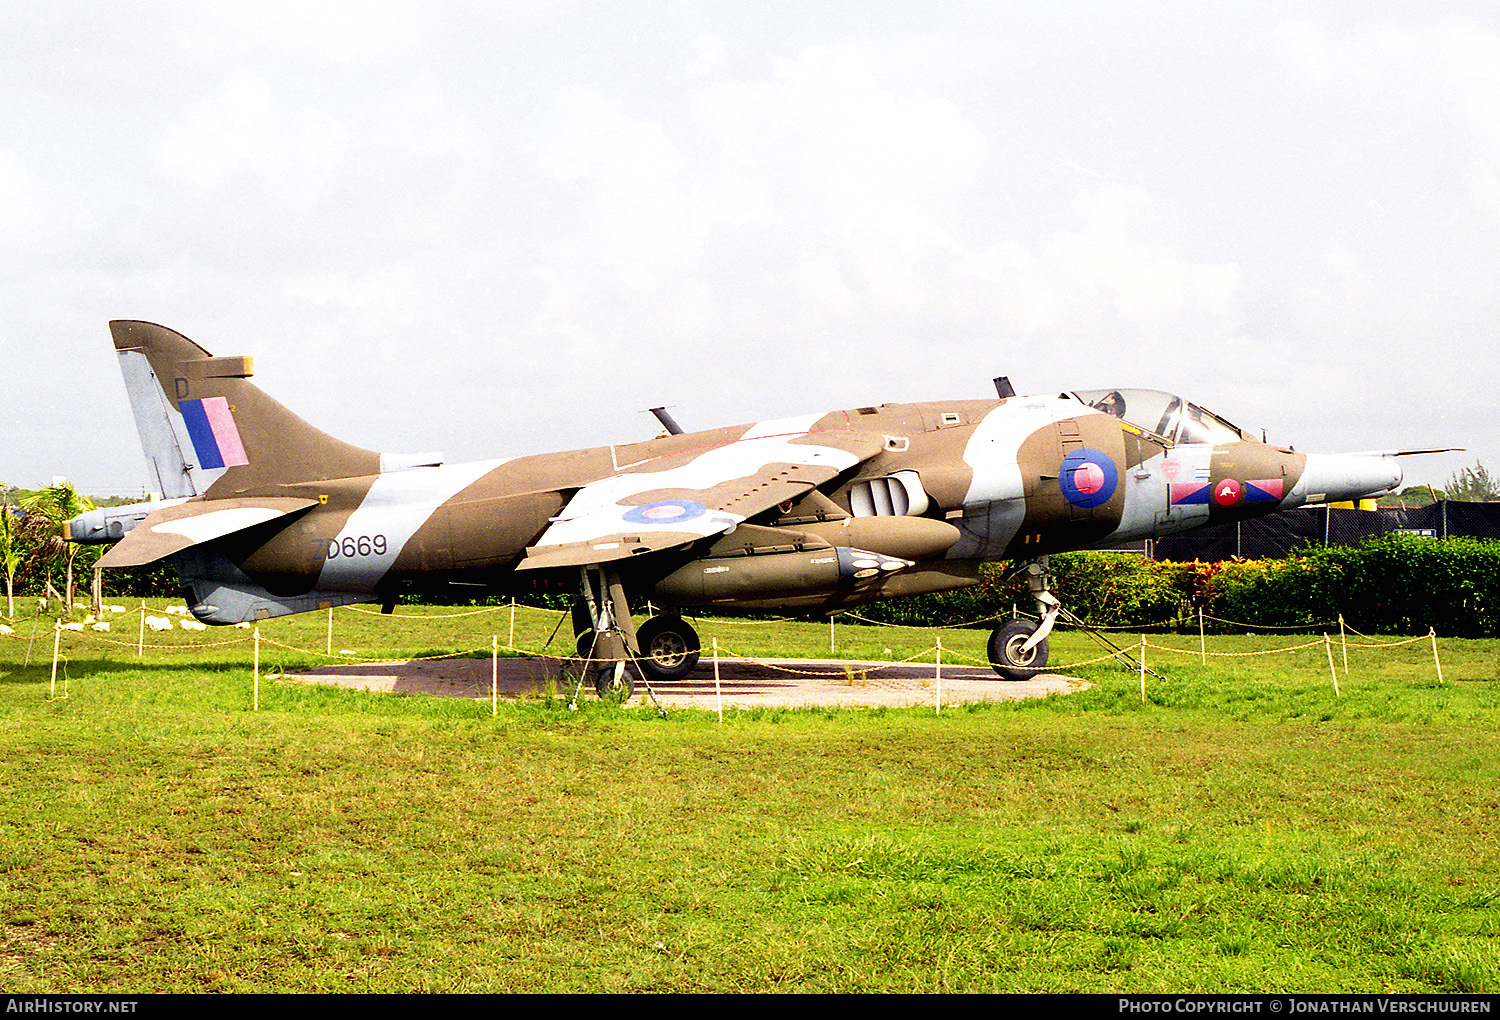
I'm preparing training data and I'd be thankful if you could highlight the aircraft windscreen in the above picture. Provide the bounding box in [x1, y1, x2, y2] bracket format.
[1073, 389, 1246, 446]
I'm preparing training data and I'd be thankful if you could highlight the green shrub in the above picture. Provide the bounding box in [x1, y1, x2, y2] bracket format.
[1051, 552, 1186, 628]
[864, 552, 1186, 630]
[1311, 536, 1500, 637]
[1200, 536, 1500, 636]
[865, 538, 1500, 637]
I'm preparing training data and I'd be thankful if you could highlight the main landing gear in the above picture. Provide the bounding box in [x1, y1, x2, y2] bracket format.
[987, 558, 1060, 681]
[569, 566, 701, 706]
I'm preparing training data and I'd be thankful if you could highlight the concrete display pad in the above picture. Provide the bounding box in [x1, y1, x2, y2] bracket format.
[288, 653, 1084, 709]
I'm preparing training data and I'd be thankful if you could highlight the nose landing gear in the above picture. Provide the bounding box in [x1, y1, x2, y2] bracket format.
[988, 557, 1061, 680]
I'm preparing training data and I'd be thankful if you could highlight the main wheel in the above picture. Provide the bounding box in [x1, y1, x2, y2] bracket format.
[988, 619, 1049, 680]
[633, 616, 701, 682]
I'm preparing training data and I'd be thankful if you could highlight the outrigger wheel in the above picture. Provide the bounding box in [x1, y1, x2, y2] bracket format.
[633, 615, 701, 682]
[988, 618, 1049, 681]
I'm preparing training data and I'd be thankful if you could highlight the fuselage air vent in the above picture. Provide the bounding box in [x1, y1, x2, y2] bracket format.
[848, 471, 930, 518]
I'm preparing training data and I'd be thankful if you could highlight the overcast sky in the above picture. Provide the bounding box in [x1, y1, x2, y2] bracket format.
[2, 1, 1495, 494]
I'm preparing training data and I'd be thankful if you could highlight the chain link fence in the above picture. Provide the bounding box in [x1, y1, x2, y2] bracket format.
[1153, 501, 1500, 561]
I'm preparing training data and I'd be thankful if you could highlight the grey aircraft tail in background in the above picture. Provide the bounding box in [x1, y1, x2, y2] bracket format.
[68, 321, 1445, 690]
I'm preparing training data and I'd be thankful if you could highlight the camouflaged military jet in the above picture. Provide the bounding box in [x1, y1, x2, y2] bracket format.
[69, 320, 1422, 693]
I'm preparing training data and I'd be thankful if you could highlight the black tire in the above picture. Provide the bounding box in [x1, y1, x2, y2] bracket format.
[595, 663, 635, 702]
[988, 619, 1049, 680]
[633, 616, 701, 682]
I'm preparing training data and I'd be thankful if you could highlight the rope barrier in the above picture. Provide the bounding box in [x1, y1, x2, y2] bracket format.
[341, 604, 517, 619]
[842, 611, 1007, 631]
[1198, 612, 1341, 631]
[6, 600, 1460, 696]
[1143, 636, 1326, 658]
[37, 627, 253, 651]
[839, 608, 1346, 634]
[1341, 633, 1433, 649]
[0, 598, 1451, 642]
[257, 633, 504, 664]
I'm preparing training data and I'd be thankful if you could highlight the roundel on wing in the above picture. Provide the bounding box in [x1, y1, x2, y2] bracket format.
[621, 499, 709, 525]
[1059, 448, 1119, 509]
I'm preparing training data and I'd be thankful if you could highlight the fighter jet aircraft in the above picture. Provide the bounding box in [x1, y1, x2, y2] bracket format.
[69, 321, 1424, 693]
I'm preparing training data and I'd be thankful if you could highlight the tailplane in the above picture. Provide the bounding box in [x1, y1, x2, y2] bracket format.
[110, 321, 381, 497]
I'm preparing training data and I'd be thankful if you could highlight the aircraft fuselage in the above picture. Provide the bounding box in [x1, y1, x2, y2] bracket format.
[150, 394, 1385, 621]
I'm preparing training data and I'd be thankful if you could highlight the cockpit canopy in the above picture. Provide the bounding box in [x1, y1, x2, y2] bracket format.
[1072, 389, 1250, 446]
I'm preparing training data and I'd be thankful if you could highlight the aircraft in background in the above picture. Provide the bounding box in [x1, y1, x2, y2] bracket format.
[68, 321, 1439, 695]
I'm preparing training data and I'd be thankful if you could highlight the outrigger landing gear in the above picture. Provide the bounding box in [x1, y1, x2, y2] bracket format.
[988, 557, 1061, 680]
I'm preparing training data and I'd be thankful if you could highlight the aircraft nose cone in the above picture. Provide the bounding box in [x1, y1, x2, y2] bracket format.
[1295, 453, 1402, 505]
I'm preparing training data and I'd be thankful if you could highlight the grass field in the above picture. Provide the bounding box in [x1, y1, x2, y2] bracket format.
[1, 602, 1497, 992]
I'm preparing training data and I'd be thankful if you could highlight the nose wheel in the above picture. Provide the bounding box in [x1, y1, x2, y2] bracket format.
[988, 618, 1049, 680]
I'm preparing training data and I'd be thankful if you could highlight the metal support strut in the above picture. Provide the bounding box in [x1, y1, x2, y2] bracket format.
[1021, 557, 1060, 653]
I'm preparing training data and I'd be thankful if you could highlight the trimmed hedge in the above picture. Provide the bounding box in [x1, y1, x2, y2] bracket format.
[858, 552, 1190, 630]
[1204, 536, 1500, 637]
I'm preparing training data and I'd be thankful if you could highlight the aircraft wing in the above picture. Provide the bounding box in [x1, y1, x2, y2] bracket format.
[96, 497, 320, 568]
[516, 421, 885, 571]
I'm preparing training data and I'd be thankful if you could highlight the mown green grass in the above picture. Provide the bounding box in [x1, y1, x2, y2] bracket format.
[0, 603, 1497, 992]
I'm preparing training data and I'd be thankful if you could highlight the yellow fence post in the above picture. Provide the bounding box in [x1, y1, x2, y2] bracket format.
[1139, 634, 1147, 703]
[1430, 628, 1444, 686]
[49, 623, 60, 700]
[1324, 633, 1339, 697]
[713, 637, 723, 723]
[935, 636, 942, 715]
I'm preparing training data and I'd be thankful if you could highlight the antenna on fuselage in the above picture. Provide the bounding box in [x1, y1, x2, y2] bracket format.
[993, 377, 1016, 399]
[648, 406, 684, 435]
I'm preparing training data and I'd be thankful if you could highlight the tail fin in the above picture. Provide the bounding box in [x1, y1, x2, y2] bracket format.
[110, 321, 381, 497]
